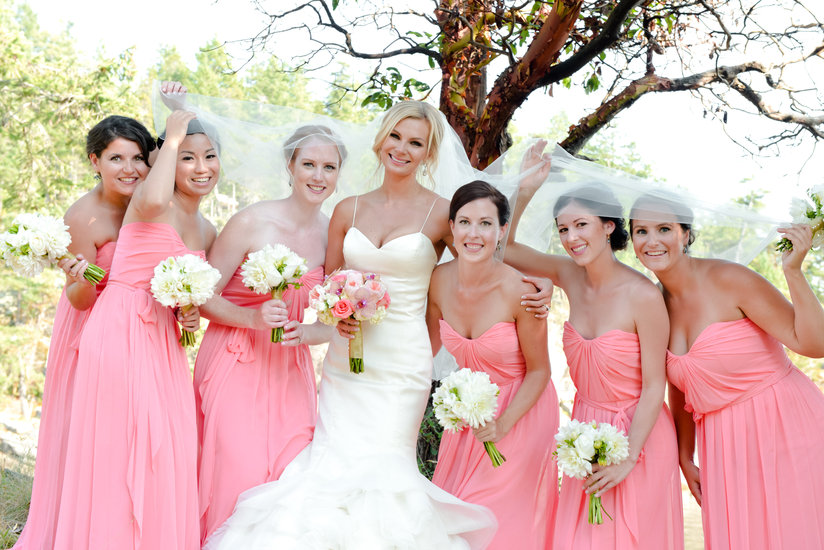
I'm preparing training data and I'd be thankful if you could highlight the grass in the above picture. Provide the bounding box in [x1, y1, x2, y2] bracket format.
[0, 454, 33, 548]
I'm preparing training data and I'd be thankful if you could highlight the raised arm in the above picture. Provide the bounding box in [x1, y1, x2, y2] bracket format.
[730, 225, 824, 357]
[127, 110, 196, 222]
[503, 140, 571, 285]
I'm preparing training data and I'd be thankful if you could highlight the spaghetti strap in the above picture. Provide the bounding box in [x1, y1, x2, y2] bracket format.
[351, 195, 359, 229]
[420, 198, 439, 232]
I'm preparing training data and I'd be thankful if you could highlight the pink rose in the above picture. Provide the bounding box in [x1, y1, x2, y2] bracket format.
[332, 299, 354, 319]
[377, 292, 390, 308]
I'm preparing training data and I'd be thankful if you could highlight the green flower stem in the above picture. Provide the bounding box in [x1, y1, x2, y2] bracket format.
[271, 287, 285, 343]
[349, 321, 363, 373]
[178, 305, 197, 348]
[776, 219, 824, 252]
[60, 252, 106, 285]
[587, 493, 613, 524]
[483, 441, 506, 468]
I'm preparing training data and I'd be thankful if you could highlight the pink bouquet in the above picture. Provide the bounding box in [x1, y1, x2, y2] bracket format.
[309, 269, 390, 373]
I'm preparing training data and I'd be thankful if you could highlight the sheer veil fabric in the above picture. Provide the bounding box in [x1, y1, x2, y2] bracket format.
[151, 86, 535, 379]
[488, 143, 786, 266]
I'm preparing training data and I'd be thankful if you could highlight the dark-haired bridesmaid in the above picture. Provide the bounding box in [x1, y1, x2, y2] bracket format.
[14, 109, 164, 550]
[52, 103, 216, 549]
[504, 143, 683, 549]
[427, 180, 559, 549]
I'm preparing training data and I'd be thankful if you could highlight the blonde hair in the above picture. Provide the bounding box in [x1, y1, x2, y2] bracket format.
[371, 101, 444, 185]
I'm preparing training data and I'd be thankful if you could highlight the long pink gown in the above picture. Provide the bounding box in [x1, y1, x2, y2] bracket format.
[554, 322, 684, 550]
[666, 318, 824, 549]
[52, 223, 199, 550]
[194, 264, 323, 542]
[13, 242, 115, 550]
[432, 320, 560, 549]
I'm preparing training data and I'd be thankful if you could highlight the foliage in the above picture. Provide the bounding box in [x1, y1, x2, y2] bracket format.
[0, 454, 33, 547]
[236, 1, 824, 168]
[0, 1, 144, 217]
[416, 380, 443, 479]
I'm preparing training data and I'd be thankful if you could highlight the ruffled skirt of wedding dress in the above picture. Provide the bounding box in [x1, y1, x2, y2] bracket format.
[203, 332, 497, 550]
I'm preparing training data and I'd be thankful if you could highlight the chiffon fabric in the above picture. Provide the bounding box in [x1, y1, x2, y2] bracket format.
[52, 223, 199, 550]
[204, 221, 496, 549]
[194, 264, 323, 542]
[13, 242, 115, 550]
[432, 320, 559, 549]
[554, 322, 684, 550]
[666, 318, 824, 550]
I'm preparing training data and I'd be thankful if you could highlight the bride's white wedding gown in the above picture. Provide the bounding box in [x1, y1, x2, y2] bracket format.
[204, 225, 497, 549]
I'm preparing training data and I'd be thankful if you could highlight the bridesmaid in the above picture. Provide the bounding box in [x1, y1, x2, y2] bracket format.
[52, 109, 216, 549]
[426, 181, 559, 549]
[505, 143, 683, 549]
[13, 115, 156, 550]
[630, 195, 824, 549]
[194, 125, 345, 541]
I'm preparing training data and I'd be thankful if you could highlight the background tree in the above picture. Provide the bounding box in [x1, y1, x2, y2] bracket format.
[230, 0, 824, 167]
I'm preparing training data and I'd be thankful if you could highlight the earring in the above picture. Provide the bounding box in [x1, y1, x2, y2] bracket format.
[93, 173, 102, 182]
[606, 235, 611, 243]
[496, 241, 502, 251]
[683, 246, 688, 254]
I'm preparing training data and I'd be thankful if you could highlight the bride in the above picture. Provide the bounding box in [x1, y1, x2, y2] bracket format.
[204, 101, 502, 549]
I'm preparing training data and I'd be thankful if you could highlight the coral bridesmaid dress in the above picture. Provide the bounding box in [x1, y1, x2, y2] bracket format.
[432, 320, 559, 549]
[194, 264, 323, 541]
[52, 223, 199, 550]
[554, 322, 684, 550]
[667, 318, 824, 550]
[13, 242, 115, 550]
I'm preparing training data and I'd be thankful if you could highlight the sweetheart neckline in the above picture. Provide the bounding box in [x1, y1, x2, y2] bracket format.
[563, 321, 637, 342]
[439, 319, 514, 341]
[666, 317, 753, 358]
[347, 226, 435, 253]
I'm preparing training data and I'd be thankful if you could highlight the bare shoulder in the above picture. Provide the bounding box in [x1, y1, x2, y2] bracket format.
[221, 201, 275, 232]
[500, 263, 536, 297]
[629, 275, 666, 307]
[706, 257, 757, 284]
[431, 259, 456, 282]
[331, 195, 357, 221]
[200, 216, 219, 252]
[63, 190, 100, 227]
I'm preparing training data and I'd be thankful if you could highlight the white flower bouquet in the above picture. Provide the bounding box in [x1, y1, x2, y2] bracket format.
[778, 184, 824, 252]
[432, 368, 506, 467]
[240, 243, 308, 343]
[555, 419, 629, 524]
[0, 212, 106, 284]
[151, 254, 221, 347]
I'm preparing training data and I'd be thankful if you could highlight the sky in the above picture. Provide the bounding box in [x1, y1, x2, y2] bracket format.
[28, 0, 823, 218]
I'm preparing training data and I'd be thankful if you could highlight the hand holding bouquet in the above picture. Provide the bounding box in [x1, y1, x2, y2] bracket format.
[309, 269, 390, 373]
[777, 185, 824, 252]
[151, 254, 221, 347]
[0, 213, 106, 284]
[555, 419, 629, 524]
[240, 244, 308, 343]
[432, 368, 506, 467]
